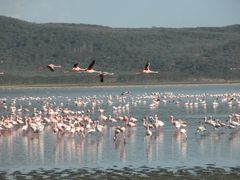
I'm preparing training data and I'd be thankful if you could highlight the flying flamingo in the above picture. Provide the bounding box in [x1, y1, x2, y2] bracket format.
[72, 63, 85, 72]
[137, 62, 158, 74]
[47, 64, 61, 72]
[72, 61, 97, 72]
[84, 60, 100, 73]
[84, 60, 114, 74]
[96, 71, 114, 83]
[73, 60, 113, 82]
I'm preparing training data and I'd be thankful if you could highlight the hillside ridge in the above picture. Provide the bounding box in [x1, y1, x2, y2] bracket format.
[0, 16, 240, 84]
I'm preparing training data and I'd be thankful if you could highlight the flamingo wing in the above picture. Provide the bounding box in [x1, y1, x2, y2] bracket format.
[73, 63, 79, 68]
[99, 73, 104, 83]
[47, 65, 54, 72]
[144, 62, 150, 71]
[87, 60, 95, 70]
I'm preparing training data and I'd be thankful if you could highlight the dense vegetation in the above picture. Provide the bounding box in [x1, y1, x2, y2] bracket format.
[0, 15, 240, 85]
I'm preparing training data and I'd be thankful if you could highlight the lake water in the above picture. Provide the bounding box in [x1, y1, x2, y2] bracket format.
[0, 84, 240, 178]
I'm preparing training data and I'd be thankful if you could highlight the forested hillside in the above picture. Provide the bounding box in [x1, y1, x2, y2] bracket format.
[0, 16, 240, 85]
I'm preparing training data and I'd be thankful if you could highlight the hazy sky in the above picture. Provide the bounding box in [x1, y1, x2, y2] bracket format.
[0, 0, 240, 28]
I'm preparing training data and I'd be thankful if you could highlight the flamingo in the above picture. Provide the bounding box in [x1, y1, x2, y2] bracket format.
[170, 115, 187, 129]
[137, 62, 158, 74]
[84, 60, 100, 73]
[113, 125, 126, 142]
[196, 121, 206, 134]
[98, 108, 107, 121]
[76, 124, 85, 135]
[145, 124, 153, 136]
[124, 116, 136, 127]
[96, 121, 105, 134]
[153, 114, 164, 128]
[96, 71, 114, 83]
[47, 64, 61, 72]
[108, 115, 117, 123]
[72, 63, 85, 72]
[121, 91, 130, 96]
[180, 128, 187, 140]
[22, 117, 30, 131]
[143, 117, 154, 129]
[85, 122, 96, 135]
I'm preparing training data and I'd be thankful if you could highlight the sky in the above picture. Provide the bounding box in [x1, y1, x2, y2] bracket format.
[0, 0, 240, 28]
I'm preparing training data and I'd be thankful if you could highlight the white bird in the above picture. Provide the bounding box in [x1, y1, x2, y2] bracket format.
[196, 121, 206, 134]
[47, 64, 61, 72]
[96, 121, 105, 133]
[180, 128, 187, 140]
[108, 115, 117, 123]
[154, 114, 164, 128]
[145, 124, 152, 136]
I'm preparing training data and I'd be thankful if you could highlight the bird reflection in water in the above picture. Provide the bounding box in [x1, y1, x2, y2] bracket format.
[172, 129, 187, 159]
[114, 134, 127, 162]
[21, 130, 44, 164]
[1, 129, 13, 161]
[154, 128, 164, 160]
[144, 136, 152, 161]
[87, 134, 104, 162]
[229, 129, 240, 159]
[54, 133, 65, 164]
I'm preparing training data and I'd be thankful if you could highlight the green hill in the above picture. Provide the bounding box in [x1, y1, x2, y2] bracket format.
[0, 15, 240, 85]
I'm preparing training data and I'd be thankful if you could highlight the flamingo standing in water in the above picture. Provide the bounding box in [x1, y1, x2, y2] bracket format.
[153, 114, 164, 128]
[47, 64, 61, 72]
[196, 121, 206, 134]
[113, 125, 126, 142]
[180, 128, 187, 140]
[145, 124, 153, 136]
[137, 62, 158, 74]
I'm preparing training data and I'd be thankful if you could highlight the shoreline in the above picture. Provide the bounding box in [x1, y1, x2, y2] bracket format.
[0, 81, 240, 88]
[1, 166, 240, 179]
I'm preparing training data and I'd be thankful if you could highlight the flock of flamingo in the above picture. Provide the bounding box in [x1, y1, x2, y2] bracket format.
[0, 60, 158, 82]
[0, 88, 240, 146]
[0, 60, 240, 148]
[47, 60, 157, 82]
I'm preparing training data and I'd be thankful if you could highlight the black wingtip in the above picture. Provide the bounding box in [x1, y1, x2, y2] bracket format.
[47, 65, 54, 72]
[87, 60, 95, 70]
[73, 63, 78, 68]
[100, 74, 104, 83]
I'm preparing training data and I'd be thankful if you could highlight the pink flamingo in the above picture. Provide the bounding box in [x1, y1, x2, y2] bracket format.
[124, 116, 136, 127]
[72, 63, 85, 72]
[137, 62, 158, 74]
[113, 125, 126, 142]
[84, 60, 100, 73]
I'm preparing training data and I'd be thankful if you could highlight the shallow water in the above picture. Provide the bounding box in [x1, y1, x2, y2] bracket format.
[0, 84, 240, 178]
